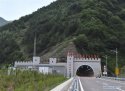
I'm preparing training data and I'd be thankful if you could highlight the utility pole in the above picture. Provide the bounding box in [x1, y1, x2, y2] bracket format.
[116, 48, 118, 69]
[111, 48, 119, 77]
[33, 33, 37, 91]
[33, 33, 36, 57]
[115, 48, 119, 77]
[105, 55, 108, 76]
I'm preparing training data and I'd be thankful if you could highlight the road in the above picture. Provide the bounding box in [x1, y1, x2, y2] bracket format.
[79, 77, 125, 91]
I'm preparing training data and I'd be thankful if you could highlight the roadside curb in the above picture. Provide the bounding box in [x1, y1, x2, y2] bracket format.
[50, 78, 73, 91]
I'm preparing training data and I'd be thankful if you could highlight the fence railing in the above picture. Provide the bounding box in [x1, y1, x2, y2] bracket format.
[68, 77, 80, 91]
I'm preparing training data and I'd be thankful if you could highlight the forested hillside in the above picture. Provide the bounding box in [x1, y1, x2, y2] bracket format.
[0, 0, 125, 72]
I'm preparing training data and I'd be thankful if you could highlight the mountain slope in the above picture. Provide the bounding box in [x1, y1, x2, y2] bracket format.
[0, 0, 125, 72]
[0, 17, 9, 27]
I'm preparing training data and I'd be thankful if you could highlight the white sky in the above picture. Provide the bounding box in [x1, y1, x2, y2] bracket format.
[0, 0, 56, 21]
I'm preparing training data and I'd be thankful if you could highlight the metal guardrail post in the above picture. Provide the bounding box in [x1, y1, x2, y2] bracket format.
[68, 77, 79, 91]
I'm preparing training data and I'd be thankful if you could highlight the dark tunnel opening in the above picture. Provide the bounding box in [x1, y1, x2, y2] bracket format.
[76, 65, 94, 77]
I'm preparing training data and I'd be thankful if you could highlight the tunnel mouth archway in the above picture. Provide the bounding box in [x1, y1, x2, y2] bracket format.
[76, 65, 94, 77]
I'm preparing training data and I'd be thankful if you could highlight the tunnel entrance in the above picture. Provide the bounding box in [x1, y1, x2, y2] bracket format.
[76, 65, 94, 77]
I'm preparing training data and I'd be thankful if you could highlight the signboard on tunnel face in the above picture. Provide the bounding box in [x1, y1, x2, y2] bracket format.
[103, 72, 107, 75]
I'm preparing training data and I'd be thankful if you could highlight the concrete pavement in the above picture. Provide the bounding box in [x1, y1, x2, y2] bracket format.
[79, 77, 125, 91]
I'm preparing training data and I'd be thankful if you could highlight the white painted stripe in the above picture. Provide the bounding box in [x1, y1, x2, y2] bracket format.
[99, 78, 125, 85]
[78, 77, 84, 91]
[116, 88, 125, 91]
[102, 82, 108, 85]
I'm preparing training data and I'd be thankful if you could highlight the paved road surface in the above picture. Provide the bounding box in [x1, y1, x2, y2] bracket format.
[79, 77, 125, 91]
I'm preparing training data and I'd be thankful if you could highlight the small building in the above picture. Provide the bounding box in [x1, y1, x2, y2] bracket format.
[14, 52, 101, 77]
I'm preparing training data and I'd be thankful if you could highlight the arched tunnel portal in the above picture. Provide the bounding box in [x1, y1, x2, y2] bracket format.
[76, 65, 94, 77]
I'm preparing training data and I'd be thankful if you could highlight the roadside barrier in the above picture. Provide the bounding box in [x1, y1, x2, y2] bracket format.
[68, 77, 79, 91]
[50, 78, 73, 91]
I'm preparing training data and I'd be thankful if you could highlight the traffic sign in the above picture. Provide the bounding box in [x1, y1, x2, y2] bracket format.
[115, 67, 119, 76]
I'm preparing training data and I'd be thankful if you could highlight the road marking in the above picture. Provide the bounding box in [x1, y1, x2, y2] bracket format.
[102, 82, 108, 85]
[116, 88, 125, 91]
[78, 77, 84, 91]
[98, 78, 125, 85]
[103, 86, 121, 89]
[99, 78, 125, 91]
[96, 81, 100, 84]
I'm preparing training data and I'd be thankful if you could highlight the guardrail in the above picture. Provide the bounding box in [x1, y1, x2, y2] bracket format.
[51, 77, 84, 91]
[101, 76, 125, 81]
[68, 77, 79, 91]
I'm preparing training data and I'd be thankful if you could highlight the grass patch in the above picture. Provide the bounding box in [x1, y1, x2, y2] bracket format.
[0, 69, 67, 91]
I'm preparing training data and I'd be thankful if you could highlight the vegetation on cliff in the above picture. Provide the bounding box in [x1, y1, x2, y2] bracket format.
[0, 0, 125, 72]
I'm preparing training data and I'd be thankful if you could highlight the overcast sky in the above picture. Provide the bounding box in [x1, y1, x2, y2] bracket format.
[0, 0, 56, 21]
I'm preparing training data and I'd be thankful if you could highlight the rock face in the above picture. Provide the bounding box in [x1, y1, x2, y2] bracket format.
[0, 17, 9, 27]
[41, 40, 77, 62]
